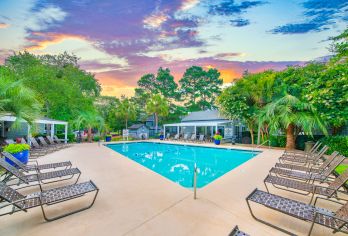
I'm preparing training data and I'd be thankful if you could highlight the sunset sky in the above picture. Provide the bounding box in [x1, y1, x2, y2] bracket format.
[0, 0, 347, 96]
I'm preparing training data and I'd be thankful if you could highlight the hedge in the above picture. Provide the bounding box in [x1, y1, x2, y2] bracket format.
[56, 133, 76, 143]
[319, 136, 348, 156]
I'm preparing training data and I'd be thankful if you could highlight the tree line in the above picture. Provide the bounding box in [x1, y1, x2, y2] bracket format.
[217, 28, 348, 149]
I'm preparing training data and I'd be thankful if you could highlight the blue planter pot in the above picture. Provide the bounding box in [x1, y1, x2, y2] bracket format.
[105, 136, 111, 142]
[6, 150, 29, 166]
[214, 139, 221, 145]
[159, 135, 164, 140]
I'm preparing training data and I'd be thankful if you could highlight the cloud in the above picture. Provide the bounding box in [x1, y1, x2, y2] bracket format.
[0, 23, 9, 29]
[271, 0, 348, 34]
[209, 0, 264, 15]
[179, 0, 200, 11]
[230, 18, 250, 27]
[143, 12, 168, 29]
[26, 33, 128, 72]
[214, 52, 245, 60]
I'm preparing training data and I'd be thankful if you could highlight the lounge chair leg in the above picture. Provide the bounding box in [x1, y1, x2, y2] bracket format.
[264, 181, 270, 193]
[246, 199, 296, 236]
[41, 189, 99, 222]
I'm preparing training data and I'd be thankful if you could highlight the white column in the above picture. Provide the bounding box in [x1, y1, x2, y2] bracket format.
[64, 124, 68, 144]
[194, 125, 196, 136]
[215, 125, 218, 134]
[163, 125, 166, 138]
[177, 126, 179, 135]
[27, 124, 31, 145]
[50, 124, 55, 138]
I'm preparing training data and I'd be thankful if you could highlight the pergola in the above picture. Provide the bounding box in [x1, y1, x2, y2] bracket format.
[0, 115, 68, 144]
[163, 121, 233, 138]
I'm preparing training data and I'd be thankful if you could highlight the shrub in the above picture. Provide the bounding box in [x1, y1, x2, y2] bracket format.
[56, 133, 76, 143]
[269, 135, 286, 147]
[4, 144, 30, 153]
[320, 136, 348, 156]
[295, 135, 325, 150]
[213, 134, 223, 141]
[93, 135, 100, 142]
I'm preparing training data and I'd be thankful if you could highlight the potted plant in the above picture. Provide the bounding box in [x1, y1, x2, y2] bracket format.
[159, 132, 164, 140]
[3, 143, 31, 165]
[213, 133, 223, 145]
[105, 135, 112, 142]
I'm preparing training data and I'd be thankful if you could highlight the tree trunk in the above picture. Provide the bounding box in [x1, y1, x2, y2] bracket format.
[332, 125, 343, 135]
[125, 118, 128, 129]
[87, 127, 92, 142]
[286, 123, 295, 150]
[257, 122, 261, 145]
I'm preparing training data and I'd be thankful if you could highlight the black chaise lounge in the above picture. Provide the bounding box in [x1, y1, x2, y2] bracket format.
[37, 137, 61, 151]
[279, 145, 329, 165]
[264, 167, 348, 203]
[246, 188, 348, 235]
[229, 226, 249, 236]
[2, 152, 72, 173]
[0, 158, 80, 190]
[283, 141, 321, 157]
[275, 151, 339, 173]
[0, 180, 98, 221]
[270, 154, 345, 183]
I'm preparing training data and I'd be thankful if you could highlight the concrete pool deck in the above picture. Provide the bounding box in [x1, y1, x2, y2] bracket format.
[0, 141, 344, 236]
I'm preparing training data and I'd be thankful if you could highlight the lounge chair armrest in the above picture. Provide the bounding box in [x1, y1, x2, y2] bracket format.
[314, 211, 348, 227]
[314, 195, 345, 207]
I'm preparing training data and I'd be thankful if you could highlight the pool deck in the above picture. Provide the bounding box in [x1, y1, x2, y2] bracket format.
[0, 141, 344, 236]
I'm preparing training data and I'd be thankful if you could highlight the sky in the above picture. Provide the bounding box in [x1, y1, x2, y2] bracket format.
[0, 0, 347, 97]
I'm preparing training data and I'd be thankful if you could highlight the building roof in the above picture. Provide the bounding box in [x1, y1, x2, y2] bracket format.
[0, 115, 68, 125]
[128, 124, 147, 130]
[164, 121, 230, 127]
[181, 110, 229, 122]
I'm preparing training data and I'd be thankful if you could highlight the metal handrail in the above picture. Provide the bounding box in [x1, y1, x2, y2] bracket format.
[193, 163, 197, 199]
[252, 140, 271, 153]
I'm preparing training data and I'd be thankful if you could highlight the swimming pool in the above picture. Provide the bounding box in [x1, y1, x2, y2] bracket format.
[106, 142, 259, 188]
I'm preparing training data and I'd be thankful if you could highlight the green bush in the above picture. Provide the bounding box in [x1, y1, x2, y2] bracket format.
[213, 134, 223, 140]
[295, 135, 325, 150]
[320, 136, 348, 156]
[56, 133, 76, 143]
[93, 135, 100, 142]
[4, 144, 30, 153]
[269, 135, 286, 147]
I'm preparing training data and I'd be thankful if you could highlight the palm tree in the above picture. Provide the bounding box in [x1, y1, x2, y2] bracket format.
[74, 111, 104, 142]
[0, 76, 41, 124]
[116, 98, 136, 129]
[146, 94, 169, 134]
[259, 93, 327, 149]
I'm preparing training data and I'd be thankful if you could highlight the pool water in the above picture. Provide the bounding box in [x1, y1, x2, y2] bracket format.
[106, 142, 259, 188]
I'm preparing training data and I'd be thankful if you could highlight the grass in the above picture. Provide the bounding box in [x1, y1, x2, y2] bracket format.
[336, 164, 348, 175]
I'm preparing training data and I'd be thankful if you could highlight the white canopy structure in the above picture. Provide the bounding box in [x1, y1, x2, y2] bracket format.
[0, 115, 68, 144]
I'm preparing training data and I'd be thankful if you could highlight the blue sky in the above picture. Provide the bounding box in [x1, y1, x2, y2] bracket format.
[0, 0, 347, 96]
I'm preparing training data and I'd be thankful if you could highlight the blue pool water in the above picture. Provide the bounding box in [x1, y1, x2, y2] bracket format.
[106, 142, 259, 188]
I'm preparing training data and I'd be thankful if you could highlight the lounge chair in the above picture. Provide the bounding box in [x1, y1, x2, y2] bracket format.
[270, 154, 345, 183]
[46, 136, 68, 149]
[165, 133, 170, 140]
[264, 167, 348, 203]
[30, 137, 54, 152]
[198, 134, 205, 143]
[2, 152, 72, 173]
[182, 134, 189, 142]
[37, 137, 61, 150]
[246, 188, 348, 235]
[0, 180, 98, 221]
[0, 157, 81, 191]
[283, 141, 321, 157]
[4, 139, 15, 145]
[275, 151, 339, 173]
[173, 134, 179, 141]
[229, 226, 249, 236]
[53, 135, 69, 145]
[189, 134, 196, 142]
[279, 145, 329, 165]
